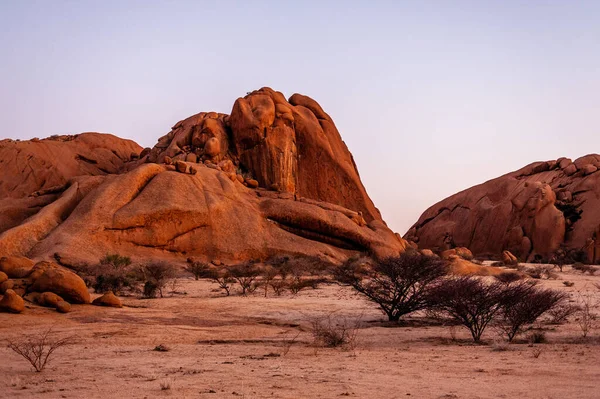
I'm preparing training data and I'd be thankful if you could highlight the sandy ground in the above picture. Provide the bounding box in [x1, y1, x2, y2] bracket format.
[0, 265, 599, 399]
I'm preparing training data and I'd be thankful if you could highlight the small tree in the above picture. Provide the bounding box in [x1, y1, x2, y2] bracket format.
[335, 252, 448, 322]
[430, 277, 505, 342]
[141, 262, 176, 298]
[184, 260, 211, 280]
[497, 282, 567, 342]
[90, 254, 136, 294]
[204, 268, 236, 296]
[229, 262, 261, 296]
[6, 328, 73, 372]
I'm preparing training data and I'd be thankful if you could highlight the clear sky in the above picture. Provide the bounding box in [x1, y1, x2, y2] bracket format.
[1, 1, 599, 235]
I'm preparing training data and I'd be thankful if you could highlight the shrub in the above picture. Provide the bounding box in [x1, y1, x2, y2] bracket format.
[89, 254, 138, 295]
[494, 272, 522, 284]
[547, 303, 579, 324]
[203, 267, 235, 296]
[497, 282, 566, 342]
[140, 262, 176, 298]
[6, 328, 73, 372]
[430, 277, 505, 342]
[335, 252, 448, 322]
[229, 262, 261, 296]
[576, 293, 598, 338]
[572, 263, 597, 275]
[309, 313, 360, 349]
[184, 260, 211, 280]
[528, 331, 547, 344]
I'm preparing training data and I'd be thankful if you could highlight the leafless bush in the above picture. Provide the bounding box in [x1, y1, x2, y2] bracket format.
[159, 378, 173, 390]
[547, 303, 579, 324]
[497, 282, 566, 342]
[528, 331, 547, 344]
[572, 263, 597, 275]
[576, 293, 598, 338]
[281, 331, 300, 356]
[430, 277, 505, 342]
[229, 262, 261, 296]
[526, 265, 553, 280]
[309, 313, 361, 349]
[532, 347, 543, 358]
[563, 281, 575, 287]
[335, 252, 448, 322]
[494, 272, 523, 284]
[6, 328, 74, 372]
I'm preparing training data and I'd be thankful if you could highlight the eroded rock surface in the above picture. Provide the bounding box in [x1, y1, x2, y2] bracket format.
[406, 156, 600, 262]
[0, 88, 407, 266]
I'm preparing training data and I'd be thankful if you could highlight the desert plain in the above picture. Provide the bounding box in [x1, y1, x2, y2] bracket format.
[1, 263, 598, 399]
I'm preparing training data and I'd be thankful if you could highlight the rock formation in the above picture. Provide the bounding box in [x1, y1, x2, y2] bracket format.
[405, 156, 600, 263]
[0, 88, 408, 267]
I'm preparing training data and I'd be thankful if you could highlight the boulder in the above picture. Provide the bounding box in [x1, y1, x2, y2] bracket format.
[175, 160, 188, 173]
[55, 300, 71, 313]
[441, 247, 472, 260]
[37, 292, 65, 308]
[92, 292, 122, 308]
[0, 271, 7, 284]
[420, 249, 437, 257]
[0, 289, 25, 313]
[0, 256, 35, 278]
[0, 280, 14, 294]
[501, 250, 519, 265]
[29, 262, 90, 304]
[245, 179, 259, 188]
[204, 137, 220, 157]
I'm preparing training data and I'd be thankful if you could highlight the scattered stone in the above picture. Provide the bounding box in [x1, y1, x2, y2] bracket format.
[185, 153, 197, 163]
[245, 179, 259, 188]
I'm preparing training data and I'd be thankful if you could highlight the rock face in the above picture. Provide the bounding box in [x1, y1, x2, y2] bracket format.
[0, 133, 141, 235]
[405, 156, 600, 262]
[0, 88, 407, 266]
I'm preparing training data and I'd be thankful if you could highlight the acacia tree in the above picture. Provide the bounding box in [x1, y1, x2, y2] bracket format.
[430, 277, 506, 342]
[498, 282, 566, 342]
[335, 252, 448, 322]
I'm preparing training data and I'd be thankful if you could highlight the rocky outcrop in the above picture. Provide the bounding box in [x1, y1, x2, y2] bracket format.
[0, 88, 408, 266]
[0, 133, 140, 235]
[405, 156, 600, 262]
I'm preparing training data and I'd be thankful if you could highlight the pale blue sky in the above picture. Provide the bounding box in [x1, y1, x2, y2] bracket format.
[1, 1, 599, 234]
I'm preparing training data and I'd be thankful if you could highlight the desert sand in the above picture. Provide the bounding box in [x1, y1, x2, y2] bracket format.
[1, 265, 598, 399]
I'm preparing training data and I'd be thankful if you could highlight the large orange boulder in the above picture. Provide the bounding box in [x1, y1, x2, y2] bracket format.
[0, 256, 35, 278]
[0, 289, 25, 313]
[406, 156, 600, 262]
[29, 262, 90, 304]
[0, 88, 408, 266]
[92, 292, 122, 308]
